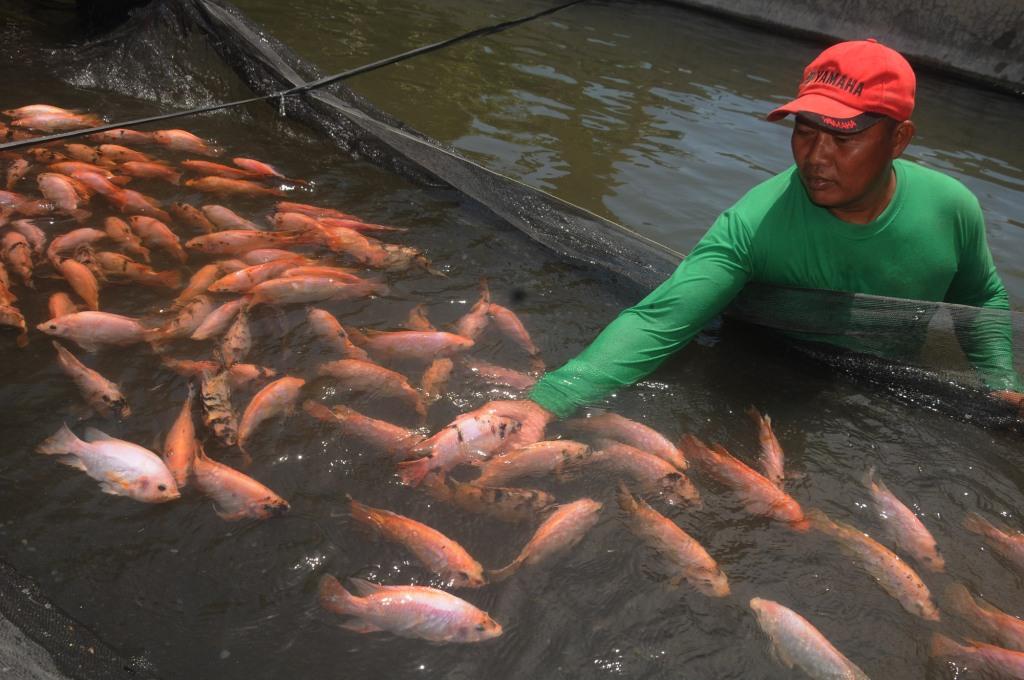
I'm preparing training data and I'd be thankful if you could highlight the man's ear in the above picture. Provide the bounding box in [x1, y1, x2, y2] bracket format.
[891, 119, 916, 158]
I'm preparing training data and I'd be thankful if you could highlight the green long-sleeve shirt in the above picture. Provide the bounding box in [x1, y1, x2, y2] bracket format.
[530, 159, 1018, 418]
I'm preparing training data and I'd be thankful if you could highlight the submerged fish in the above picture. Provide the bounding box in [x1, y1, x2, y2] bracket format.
[318, 575, 502, 643]
[566, 412, 686, 470]
[808, 509, 939, 621]
[749, 598, 869, 680]
[746, 406, 785, 488]
[357, 330, 474, 363]
[237, 376, 305, 456]
[153, 129, 221, 156]
[421, 471, 556, 523]
[946, 583, 1024, 652]
[317, 359, 425, 420]
[963, 512, 1024, 573]
[200, 371, 239, 448]
[488, 498, 602, 583]
[302, 401, 421, 456]
[618, 483, 727, 596]
[591, 440, 701, 507]
[36, 424, 179, 503]
[473, 439, 592, 486]
[191, 446, 289, 520]
[307, 308, 370, 360]
[52, 341, 129, 419]
[865, 467, 944, 573]
[349, 497, 486, 587]
[931, 633, 1024, 676]
[162, 387, 197, 489]
[37, 311, 147, 351]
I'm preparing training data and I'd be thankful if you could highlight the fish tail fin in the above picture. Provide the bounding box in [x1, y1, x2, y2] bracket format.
[111, 176, 133, 187]
[418, 470, 451, 501]
[963, 512, 998, 538]
[169, 171, 182, 186]
[486, 560, 520, 584]
[344, 325, 368, 346]
[678, 434, 715, 467]
[788, 516, 812, 533]
[396, 456, 433, 487]
[930, 633, 969, 659]
[805, 508, 836, 534]
[157, 269, 182, 289]
[302, 399, 335, 423]
[744, 405, 762, 425]
[616, 481, 639, 513]
[318, 574, 358, 616]
[36, 423, 81, 456]
[944, 583, 975, 614]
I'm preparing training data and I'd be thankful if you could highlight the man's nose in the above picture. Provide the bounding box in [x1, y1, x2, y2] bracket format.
[805, 130, 834, 164]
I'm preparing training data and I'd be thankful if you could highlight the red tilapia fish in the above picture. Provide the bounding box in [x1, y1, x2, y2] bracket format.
[237, 376, 305, 456]
[488, 498, 603, 582]
[421, 471, 556, 523]
[931, 634, 1024, 676]
[398, 411, 523, 486]
[353, 329, 474, 363]
[566, 412, 687, 470]
[473, 440, 592, 486]
[963, 512, 1024, 573]
[591, 439, 701, 507]
[319, 575, 502, 643]
[162, 387, 198, 489]
[36, 424, 179, 503]
[946, 583, 1024, 652]
[746, 406, 785, 488]
[349, 498, 486, 587]
[302, 401, 422, 456]
[190, 445, 289, 521]
[52, 341, 129, 419]
[37, 311, 148, 352]
[618, 483, 727, 596]
[316, 359, 425, 420]
[865, 467, 944, 573]
[808, 509, 939, 621]
[750, 598, 869, 680]
[681, 435, 806, 529]
[153, 129, 221, 156]
[461, 357, 537, 390]
[307, 308, 369, 360]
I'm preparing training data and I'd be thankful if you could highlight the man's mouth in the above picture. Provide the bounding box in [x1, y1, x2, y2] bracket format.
[804, 176, 834, 191]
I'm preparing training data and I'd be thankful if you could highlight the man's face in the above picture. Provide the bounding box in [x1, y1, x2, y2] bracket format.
[791, 116, 910, 215]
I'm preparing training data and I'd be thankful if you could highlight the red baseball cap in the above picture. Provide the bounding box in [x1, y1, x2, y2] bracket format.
[768, 39, 916, 133]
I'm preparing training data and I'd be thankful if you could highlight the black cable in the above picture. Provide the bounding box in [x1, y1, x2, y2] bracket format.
[0, 0, 588, 152]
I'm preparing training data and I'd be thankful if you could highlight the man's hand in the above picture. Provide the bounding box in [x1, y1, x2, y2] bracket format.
[477, 399, 556, 447]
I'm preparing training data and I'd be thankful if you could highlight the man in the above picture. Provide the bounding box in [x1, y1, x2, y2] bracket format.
[521, 38, 1021, 424]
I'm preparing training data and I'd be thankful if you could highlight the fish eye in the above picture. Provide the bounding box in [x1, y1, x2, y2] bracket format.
[49, 324, 57, 330]
[475, 623, 486, 632]
[157, 484, 167, 491]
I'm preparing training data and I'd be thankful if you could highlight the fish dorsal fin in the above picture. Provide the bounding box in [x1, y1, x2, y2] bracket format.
[84, 426, 116, 442]
[347, 577, 384, 597]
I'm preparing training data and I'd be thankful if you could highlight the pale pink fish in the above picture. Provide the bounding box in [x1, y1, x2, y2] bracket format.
[488, 302, 540, 358]
[67, 169, 120, 197]
[619, 483, 728, 596]
[207, 259, 301, 293]
[162, 387, 197, 488]
[185, 177, 284, 197]
[963, 512, 1024, 573]
[349, 497, 486, 587]
[316, 359, 425, 420]
[946, 583, 1024, 652]
[2, 231, 34, 287]
[227, 363, 278, 390]
[303, 401, 422, 457]
[191, 447, 289, 520]
[169, 202, 216, 234]
[103, 216, 150, 262]
[152, 129, 221, 156]
[808, 509, 939, 621]
[281, 265, 363, 283]
[242, 248, 312, 265]
[237, 377, 306, 455]
[4, 104, 81, 118]
[319, 216, 406, 235]
[307, 308, 370, 360]
[865, 467, 944, 573]
[232, 157, 287, 179]
[454, 279, 491, 341]
[270, 211, 323, 233]
[56, 258, 100, 311]
[52, 341, 130, 419]
[565, 412, 687, 470]
[112, 188, 172, 223]
[318, 575, 502, 643]
[36, 311, 147, 351]
[217, 308, 251, 367]
[201, 205, 261, 230]
[36, 424, 179, 503]
[86, 128, 155, 146]
[48, 292, 78, 318]
[488, 498, 603, 582]
[276, 201, 356, 220]
[128, 216, 187, 263]
[185, 229, 317, 255]
[357, 330, 474, 363]
[592, 439, 701, 507]
[750, 598, 869, 679]
[63, 144, 108, 166]
[461, 357, 537, 390]
[747, 406, 785, 488]
[398, 412, 523, 486]
[191, 297, 247, 341]
[9, 219, 46, 257]
[36, 172, 83, 213]
[474, 440, 593, 486]
[247, 276, 387, 307]
[421, 358, 453, 403]
[12, 113, 101, 132]
[47, 161, 123, 183]
[931, 634, 1024, 676]
[47, 227, 107, 265]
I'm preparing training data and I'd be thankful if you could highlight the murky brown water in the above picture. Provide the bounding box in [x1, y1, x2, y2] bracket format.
[1, 3, 1024, 680]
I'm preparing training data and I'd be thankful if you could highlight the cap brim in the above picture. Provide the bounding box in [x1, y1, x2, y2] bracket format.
[767, 92, 865, 121]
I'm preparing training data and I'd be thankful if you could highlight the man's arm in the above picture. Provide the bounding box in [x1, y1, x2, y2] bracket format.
[529, 210, 754, 418]
[943, 195, 1022, 392]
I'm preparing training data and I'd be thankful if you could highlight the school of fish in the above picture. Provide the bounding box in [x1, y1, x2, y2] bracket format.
[4, 104, 1024, 675]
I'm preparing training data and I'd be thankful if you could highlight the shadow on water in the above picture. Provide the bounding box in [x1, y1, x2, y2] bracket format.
[1, 3, 1023, 680]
